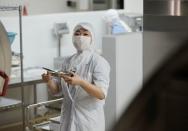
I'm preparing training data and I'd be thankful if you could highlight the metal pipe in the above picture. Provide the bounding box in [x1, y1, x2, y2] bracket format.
[111, 0, 117, 9]
[58, 37, 61, 57]
[175, 0, 181, 16]
[33, 84, 37, 116]
[19, 5, 25, 131]
[170, 0, 181, 16]
[26, 98, 63, 109]
[144, 0, 188, 16]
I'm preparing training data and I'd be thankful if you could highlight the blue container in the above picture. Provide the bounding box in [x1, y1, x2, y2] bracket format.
[7, 32, 17, 45]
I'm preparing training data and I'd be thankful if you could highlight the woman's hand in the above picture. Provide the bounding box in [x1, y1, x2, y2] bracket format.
[41, 71, 60, 94]
[41, 71, 52, 83]
[60, 72, 105, 100]
[61, 72, 82, 86]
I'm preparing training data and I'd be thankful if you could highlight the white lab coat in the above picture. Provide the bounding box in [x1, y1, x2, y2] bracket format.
[54, 50, 110, 131]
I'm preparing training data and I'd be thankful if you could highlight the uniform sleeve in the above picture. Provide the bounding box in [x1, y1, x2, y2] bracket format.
[92, 57, 110, 97]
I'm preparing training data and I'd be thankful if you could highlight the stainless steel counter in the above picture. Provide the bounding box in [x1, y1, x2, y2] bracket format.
[0, 97, 21, 112]
[9, 76, 43, 88]
[0, 76, 44, 112]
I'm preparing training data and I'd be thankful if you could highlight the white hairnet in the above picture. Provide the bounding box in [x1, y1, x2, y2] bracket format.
[73, 22, 95, 49]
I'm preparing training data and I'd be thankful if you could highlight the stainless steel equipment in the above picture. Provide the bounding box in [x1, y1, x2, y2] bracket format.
[144, 0, 188, 31]
[145, 0, 188, 16]
[143, 0, 188, 79]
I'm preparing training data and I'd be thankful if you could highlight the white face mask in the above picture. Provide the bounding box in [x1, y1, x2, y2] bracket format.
[73, 36, 91, 52]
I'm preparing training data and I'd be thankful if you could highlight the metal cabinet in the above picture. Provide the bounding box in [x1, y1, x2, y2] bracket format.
[102, 33, 143, 131]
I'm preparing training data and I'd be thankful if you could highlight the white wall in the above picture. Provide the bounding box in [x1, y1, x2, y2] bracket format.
[27, 0, 77, 15]
[1, 11, 107, 69]
[0, 0, 76, 16]
[124, 0, 143, 14]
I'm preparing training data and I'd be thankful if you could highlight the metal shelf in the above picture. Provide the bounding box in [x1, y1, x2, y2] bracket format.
[0, 6, 19, 11]
[0, 5, 25, 131]
[0, 6, 62, 131]
[0, 97, 21, 112]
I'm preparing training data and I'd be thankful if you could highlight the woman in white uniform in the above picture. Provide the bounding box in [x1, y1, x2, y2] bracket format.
[42, 22, 110, 131]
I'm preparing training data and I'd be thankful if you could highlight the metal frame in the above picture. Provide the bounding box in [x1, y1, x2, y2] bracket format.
[1, 6, 62, 131]
[25, 98, 63, 130]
